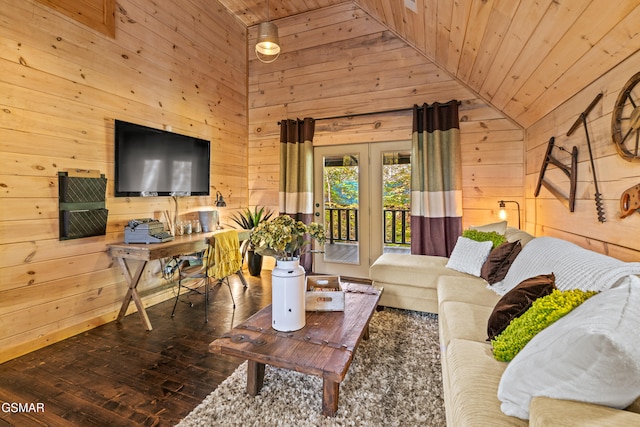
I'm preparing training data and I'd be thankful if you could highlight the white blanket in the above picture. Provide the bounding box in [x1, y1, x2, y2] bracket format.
[490, 237, 640, 295]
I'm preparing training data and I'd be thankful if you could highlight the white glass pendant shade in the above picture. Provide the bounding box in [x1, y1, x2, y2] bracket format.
[498, 200, 507, 220]
[255, 21, 280, 63]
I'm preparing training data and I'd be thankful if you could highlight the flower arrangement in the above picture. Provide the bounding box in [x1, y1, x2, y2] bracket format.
[250, 215, 326, 260]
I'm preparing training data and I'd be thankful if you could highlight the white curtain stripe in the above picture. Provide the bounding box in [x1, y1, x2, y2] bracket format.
[411, 190, 463, 217]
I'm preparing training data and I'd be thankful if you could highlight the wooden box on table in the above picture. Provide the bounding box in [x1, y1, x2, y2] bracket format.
[305, 275, 345, 311]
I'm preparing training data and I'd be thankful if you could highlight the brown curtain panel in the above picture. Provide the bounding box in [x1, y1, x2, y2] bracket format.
[410, 101, 462, 257]
[279, 118, 316, 271]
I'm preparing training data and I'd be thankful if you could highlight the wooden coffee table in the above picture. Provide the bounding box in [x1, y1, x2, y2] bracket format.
[209, 282, 382, 417]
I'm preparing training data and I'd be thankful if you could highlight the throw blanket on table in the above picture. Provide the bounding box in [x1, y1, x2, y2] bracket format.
[491, 237, 640, 295]
[206, 229, 242, 280]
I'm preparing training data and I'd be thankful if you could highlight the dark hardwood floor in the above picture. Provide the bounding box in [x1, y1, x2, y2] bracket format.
[0, 270, 272, 427]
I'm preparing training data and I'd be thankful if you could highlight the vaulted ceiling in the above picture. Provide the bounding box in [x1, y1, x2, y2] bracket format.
[217, 0, 640, 128]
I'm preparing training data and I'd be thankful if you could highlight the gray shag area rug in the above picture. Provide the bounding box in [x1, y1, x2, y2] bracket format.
[177, 309, 445, 427]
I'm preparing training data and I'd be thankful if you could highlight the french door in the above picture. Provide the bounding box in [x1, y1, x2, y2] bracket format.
[312, 141, 411, 278]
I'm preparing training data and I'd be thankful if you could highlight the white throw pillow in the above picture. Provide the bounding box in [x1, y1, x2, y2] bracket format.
[498, 276, 640, 420]
[469, 220, 507, 235]
[446, 236, 493, 277]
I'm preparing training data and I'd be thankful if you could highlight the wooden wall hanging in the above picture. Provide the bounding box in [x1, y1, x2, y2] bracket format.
[534, 137, 578, 212]
[611, 72, 640, 162]
[619, 184, 640, 218]
[34, 0, 115, 38]
[58, 169, 108, 240]
[566, 93, 606, 223]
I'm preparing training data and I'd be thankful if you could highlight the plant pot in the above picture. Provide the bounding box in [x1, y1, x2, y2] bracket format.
[247, 250, 263, 276]
[198, 209, 218, 232]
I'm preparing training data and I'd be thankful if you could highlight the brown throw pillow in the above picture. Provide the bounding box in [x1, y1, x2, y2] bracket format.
[481, 240, 522, 284]
[487, 273, 556, 341]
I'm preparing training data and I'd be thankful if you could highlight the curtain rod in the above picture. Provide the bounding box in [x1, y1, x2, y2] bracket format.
[277, 101, 462, 124]
[314, 106, 412, 122]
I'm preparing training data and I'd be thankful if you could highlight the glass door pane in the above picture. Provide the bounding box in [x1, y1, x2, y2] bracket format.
[313, 144, 369, 278]
[323, 153, 360, 264]
[382, 149, 411, 255]
[370, 141, 412, 263]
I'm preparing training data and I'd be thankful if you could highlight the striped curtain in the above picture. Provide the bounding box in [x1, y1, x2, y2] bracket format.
[279, 118, 316, 271]
[410, 101, 462, 257]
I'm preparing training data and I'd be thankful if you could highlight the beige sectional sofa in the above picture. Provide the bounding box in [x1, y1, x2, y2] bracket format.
[369, 228, 640, 426]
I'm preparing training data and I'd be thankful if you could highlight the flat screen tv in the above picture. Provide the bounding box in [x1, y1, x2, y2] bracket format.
[114, 119, 210, 197]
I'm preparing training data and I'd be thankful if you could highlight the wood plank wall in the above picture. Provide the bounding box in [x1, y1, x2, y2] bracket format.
[525, 52, 640, 262]
[0, 0, 248, 363]
[247, 4, 524, 232]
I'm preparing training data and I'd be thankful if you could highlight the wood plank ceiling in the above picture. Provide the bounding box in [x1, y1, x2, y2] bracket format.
[217, 0, 640, 129]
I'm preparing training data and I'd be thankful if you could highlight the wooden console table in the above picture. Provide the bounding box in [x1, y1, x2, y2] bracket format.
[108, 230, 250, 331]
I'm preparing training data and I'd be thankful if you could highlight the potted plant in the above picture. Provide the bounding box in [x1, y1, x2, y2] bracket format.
[250, 215, 325, 261]
[230, 206, 274, 276]
[250, 215, 326, 331]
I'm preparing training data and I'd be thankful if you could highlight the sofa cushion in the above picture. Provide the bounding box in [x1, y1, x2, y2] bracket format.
[446, 339, 527, 426]
[498, 277, 640, 420]
[446, 237, 493, 277]
[378, 282, 439, 314]
[370, 253, 473, 289]
[530, 397, 640, 427]
[440, 301, 494, 347]
[481, 240, 523, 284]
[492, 288, 597, 362]
[469, 220, 508, 235]
[504, 227, 535, 246]
[486, 273, 556, 341]
[437, 276, 499, 309]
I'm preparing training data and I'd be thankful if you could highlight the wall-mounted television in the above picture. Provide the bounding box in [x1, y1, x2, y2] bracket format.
[114, 120, 211, 197]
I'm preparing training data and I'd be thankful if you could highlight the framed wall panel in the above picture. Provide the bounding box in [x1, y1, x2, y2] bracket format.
[34, 0, 115, 37]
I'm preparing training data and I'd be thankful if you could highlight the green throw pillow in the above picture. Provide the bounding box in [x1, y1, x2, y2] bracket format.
[491, 289, 597, 362]
[462, 229, 506, 249]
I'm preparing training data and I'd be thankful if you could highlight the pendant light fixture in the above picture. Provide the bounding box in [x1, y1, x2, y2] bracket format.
[255, 0, 280, 63]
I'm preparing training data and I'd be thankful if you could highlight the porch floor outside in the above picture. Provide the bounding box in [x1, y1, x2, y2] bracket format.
[323, 242, 410, 264]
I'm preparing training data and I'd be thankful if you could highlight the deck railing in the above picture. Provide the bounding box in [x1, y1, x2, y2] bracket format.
[383, 209, 411, 245]
[325, 208, 411, 246]
[326, 208, 358, 244]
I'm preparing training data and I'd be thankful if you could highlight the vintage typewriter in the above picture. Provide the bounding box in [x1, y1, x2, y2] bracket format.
[124, 218, 174, 244]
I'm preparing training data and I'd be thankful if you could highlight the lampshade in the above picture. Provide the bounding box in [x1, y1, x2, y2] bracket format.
[497, 200, 521, 229]
[498, 201, 507, 220]
[255, 21, 280, 63]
